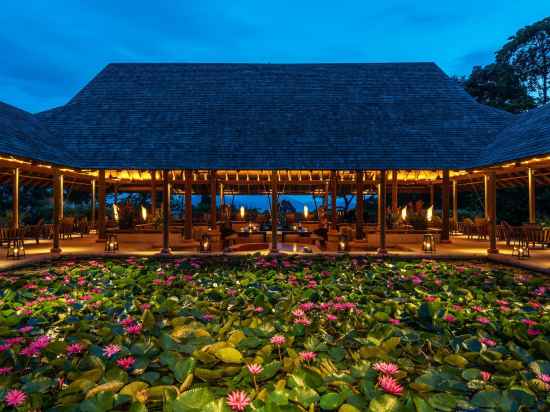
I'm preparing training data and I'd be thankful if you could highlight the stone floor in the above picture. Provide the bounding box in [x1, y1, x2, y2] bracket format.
[0, 234, 549, 274]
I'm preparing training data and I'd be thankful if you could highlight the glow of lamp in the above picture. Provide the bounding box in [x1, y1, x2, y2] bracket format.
[141, 206, 148, 221]
[426, 205, 433, 222]
[303, 205, 309, 219]
[113, 204, 119, 222]
[401, 207, 407, 221]
[240, 205, 245, 220]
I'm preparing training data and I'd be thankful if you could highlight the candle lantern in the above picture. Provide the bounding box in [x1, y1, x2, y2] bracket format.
[422, 234, 436, 254]
[239, 205, 245, 220]
[200, 234, 210, 253]
[105, 233, 119, 252]
[339, 234, 348, 253]
[303, 205, 309, 220]
[7, 238, 25, 259]
[512, 238, 530, 259]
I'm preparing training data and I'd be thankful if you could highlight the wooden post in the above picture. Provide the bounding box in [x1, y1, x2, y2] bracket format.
[51, 171, 62, 254]
[377, 170, 387, 255]
[59, 175, 64, 220]
[377, 183, 382, 230]
[210, 170, 217, 229]
[484, 175, 489, 218]
[487, 171, 498, 254]
[528, 168, 536, 224]
[161, 170, 171, 255]
[391, 170, 398, 212]
[355, 170, 364, 240]
[91, 179, 96, 228]
[113, 184, 118, 206]
[331, 170, 337, 229]
[271, 170, 278, 252]
[430, 184, 435, 207]
[452, 180, 458, 227]
[324, 180, 329, 209]
[151, 170, 157, 217]
[184, 169, 193, 240]
[12, 168, 19, 229]
[98, 170, 106, 240]
[441, 170, 450, 243]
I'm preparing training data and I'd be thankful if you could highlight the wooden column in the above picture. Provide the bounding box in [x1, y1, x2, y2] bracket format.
[271, 170, 278, 252]
[452, 180, 458, 226]
[330, 170, 337, 229]
[391, 170, 398, 211]
[528, 168, 536, 224]
[377, 170, 387, 255]
[430, 184, 435, 206]
[98, 170, 106, 240]
[484, 175, 489, 218]
[355, 170, 364, 240]
[184, 169, 193, 240]
[12, 168, 19, 229]
[219, 183, 224, 206]
[151, 171, 157, 217]
[59, 175, 64, 220]
[91, 179, 96, 228]
[486, 171, 498, 254]
[441, 170, 450, 242]
[377, 183, 382, 229]
[324, 181, 329, 210]
[210, 170, 217, 229]
[51, 171, 62, 254]
[161, 170, 171, 255]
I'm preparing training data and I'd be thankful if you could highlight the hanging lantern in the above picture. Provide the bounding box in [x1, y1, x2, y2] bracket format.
[6, 238, 25, 259]
[105, 234, 119, 252]
[422, 234, 436, 254]
[303, 205, 309, 220]
[512, 238, 530, 259]
[401, 207, 407, 221]
[141, 205, 148, 222]
[240, 205, 245, 220]
[292, 243, 298, 253]
[426, 205, 433, 222]
[113, 204, 120, 222]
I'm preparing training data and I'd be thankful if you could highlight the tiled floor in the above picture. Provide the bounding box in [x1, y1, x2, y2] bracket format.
[1, 234, 549, 274]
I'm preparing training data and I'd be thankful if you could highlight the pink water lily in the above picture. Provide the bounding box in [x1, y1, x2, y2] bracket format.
[443, 314, 456, 323]
[102, 344, 121, 358]
[0, 367, 13, 375]
[66, 343, 84, 355]
[372, 361, 399, 375]
[246, 363, 263, 375]
[527, 328, 542, 336]
[476, 316, 491, 325]
[479, 337, 496, 347]
[116, 356, 136, 370]
[377, 375, 404, 396]
[4, 389, 26, 407]
[480, 371, 492, 382]
[226, 390, 251, 411]
[270, 335, 286, 346]
[299, 351, 317, 362]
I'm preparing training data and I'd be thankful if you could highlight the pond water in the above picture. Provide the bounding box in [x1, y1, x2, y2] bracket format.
[0, 256, 548, 411]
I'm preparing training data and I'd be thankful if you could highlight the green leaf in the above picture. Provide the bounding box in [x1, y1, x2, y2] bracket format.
[320, 392, 343, 410]
[173, 357, 196, 382]
[471, 390, 502, 408]
[214, 347, 243, 364]
[369, 394, 401, 412]
[80, 392, 115, 412]
[202, 398, 232, 412]
[427, 393, 457, 411]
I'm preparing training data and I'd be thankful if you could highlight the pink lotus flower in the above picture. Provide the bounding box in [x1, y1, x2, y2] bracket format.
[254, 306, 264, 313]
[119, 317, 135, 326]
[125, 323, 143, 335]
[103, 344, 121, 358]
[4, 389, 26, 407]
[377, 375, 404, 396]
[495, 299, 509, 306]
[270, 335, 286, 346]
[536, 373, 550, 384]
[521, 319, 538, 327]
[480, 371, 492, 382]
[300, 302, 316, 312]
[202, 314, 214, 322]
[472, 306, 485, 313]
[0, 367, 13, 375]
[479, 337, 496, 347]
[372, 361, 399, 375]
[443, 314, 456, 323]
[140, 303, 151, 310]
[299, 351, 317, 362]
[292, 309, 305, 317]
[246, 363, 263, 375]
[528, 301, 542, 309]
[0, 344, 11, 352]
[326, 314, 337, 321]
[476, 316, 491, 325]
[67, 343, 84, 355]
[116, 356, 135, 370]
[424, 295, 437, 302]
[389, 318, 401, 325]
[527, 328, 542, 336]
[226, 390, 251, 411]
[294, 317, 312, 326]
[18, 326, 33, 333]
[411, 275, 423, 285]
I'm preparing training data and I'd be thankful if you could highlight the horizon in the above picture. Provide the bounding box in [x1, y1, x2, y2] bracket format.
[1, 1, 547, 113]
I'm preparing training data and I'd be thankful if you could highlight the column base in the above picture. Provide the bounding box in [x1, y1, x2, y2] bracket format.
[376, 248, 388, 256]
[159, 248, 172, 256]
[487, 248, 499, 254]
[50, 247, 62, 255]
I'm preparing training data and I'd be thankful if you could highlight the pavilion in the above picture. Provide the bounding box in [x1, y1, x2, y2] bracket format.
[1, 63, 549, 261]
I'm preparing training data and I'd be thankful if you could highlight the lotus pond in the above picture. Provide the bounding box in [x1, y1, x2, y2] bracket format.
[0, 256, 548, 412]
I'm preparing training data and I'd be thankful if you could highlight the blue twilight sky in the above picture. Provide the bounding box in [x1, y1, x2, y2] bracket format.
[1, 1, 548, 113]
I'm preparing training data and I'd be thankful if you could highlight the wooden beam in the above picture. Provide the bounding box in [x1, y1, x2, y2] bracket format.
[452, 180, 458, 224]
[161, 170, 171, 255]
[486, 171, 498, 254]
[377, 170, 387, 255]
[391, 170, 398, 211]
[528, 168, 536, 224]
[184, 169, 193, 240]
[12, 168, 19, 229]
[98, 170, 106, 240]
[331, 170, 337, 229]
[51, 171, 62, 254]
[356, 170, 364, 240]
[441, 170, 450, 242]
[210, 170, 217, 229]
[151, 170, 157, 216]
[91, 179, 96, 228]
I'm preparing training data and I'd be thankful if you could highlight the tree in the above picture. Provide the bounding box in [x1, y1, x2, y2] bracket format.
[497, 17, 550, 105]
[463, 63, 535, 113]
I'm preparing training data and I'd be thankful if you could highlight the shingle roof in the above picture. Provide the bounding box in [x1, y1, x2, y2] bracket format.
[0, 101, 75, 165]
[35, 62, 515, 170]
[477, 103, 550, 167]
